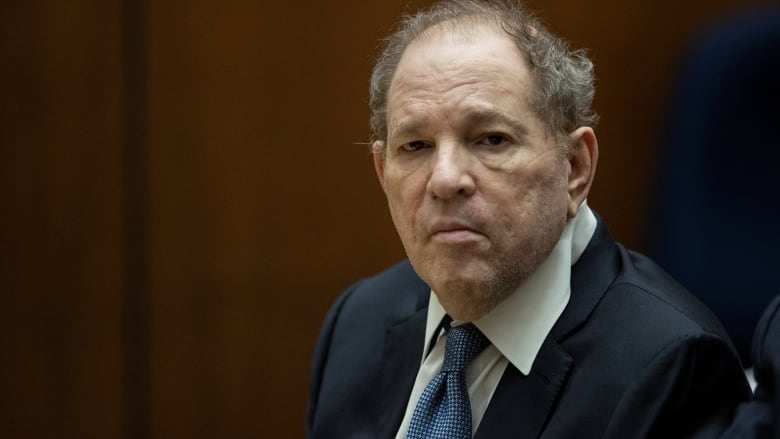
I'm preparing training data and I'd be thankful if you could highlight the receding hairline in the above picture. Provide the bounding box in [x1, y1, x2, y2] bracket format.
[412, 13, 510, 40]
[398, 14, 535, 63]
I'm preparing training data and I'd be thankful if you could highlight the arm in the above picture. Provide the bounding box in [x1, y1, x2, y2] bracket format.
[604, 334, 751, 439]
[720, 295, 780, 438]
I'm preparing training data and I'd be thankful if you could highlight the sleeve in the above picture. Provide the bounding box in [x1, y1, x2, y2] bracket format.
[603, 333, 752, 439]
[751, 295, 780, 406]
[719, 295, 780, 439]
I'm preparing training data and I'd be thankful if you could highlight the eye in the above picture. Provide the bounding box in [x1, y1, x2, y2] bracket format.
[479, 133, 510, 148]
[401, 140, 430, 152]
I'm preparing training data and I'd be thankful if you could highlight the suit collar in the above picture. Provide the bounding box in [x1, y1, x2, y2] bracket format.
[551, 215, 620, 341]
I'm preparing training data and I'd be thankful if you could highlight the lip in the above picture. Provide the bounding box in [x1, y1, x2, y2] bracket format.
[430, 221, 483, 243]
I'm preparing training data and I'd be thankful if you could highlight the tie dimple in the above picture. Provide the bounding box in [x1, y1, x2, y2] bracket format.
[441, 323, 490, 373]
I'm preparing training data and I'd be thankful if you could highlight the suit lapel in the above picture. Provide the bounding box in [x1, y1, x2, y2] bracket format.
[475, 340, 573, 439]
[552, 217, 620, 341]
[376, 296, 429, 439]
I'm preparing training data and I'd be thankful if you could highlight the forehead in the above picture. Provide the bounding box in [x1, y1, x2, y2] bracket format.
[387, 25, 536, 135]
[393, 24, 529, 87]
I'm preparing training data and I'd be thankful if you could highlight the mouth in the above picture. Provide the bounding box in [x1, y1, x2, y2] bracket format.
[430, 221, 484, 243]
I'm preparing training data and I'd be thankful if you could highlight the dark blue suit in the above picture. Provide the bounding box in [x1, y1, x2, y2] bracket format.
[308, 218, 750, 438]
[721, 295, 780, 438]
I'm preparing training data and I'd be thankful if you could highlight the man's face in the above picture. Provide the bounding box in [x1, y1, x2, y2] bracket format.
[374, 27, 575, 321]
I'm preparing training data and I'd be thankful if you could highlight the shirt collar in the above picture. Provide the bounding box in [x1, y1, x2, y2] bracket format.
[422, 202, 597, 374]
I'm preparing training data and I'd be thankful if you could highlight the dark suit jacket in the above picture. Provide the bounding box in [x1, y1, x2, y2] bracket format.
[720, 295, 780, 438]
[308, 219, 751, 438]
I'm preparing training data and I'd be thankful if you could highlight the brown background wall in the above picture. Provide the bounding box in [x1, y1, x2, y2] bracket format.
[1, 0, 774, 437]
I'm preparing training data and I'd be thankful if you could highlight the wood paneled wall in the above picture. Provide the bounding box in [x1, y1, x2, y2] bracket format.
[2, 1, 124, 437]
[1, 1, 774, 437]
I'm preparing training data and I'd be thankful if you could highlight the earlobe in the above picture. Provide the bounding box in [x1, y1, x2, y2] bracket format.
[372, 141, 387, 192]
[566, 127, 599, 218]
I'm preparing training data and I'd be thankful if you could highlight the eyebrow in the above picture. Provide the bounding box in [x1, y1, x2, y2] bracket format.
[388, 119, 424, 141]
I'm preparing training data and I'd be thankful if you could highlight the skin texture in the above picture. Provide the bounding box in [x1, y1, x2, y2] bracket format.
[373, 25, 598, 321]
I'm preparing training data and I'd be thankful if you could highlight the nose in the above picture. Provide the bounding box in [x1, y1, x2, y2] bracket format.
[426, 144, 476, 199]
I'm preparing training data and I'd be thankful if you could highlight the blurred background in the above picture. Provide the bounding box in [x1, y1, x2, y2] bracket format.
[2, 0, 778, 437]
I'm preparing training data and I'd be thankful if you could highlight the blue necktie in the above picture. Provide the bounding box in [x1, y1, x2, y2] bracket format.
[407, 321, 490, 439]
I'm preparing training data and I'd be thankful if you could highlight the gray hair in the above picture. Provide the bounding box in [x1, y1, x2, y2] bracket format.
[369, 0, 598, 151]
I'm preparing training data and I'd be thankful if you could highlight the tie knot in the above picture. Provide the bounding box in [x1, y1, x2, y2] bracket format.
[441, 323, 490, 373]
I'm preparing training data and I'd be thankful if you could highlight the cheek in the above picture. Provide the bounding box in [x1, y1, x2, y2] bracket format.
[383, 169, 427, 232]
[385, 163, 427, 203]
[498, 165, 569, 223]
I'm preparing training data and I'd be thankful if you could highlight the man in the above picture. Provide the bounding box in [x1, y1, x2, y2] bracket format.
[308, 1, 750, 437]
[721, 295, 780, 438]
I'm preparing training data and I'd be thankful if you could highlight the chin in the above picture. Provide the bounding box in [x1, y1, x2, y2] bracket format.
[429, 273, 510, 322]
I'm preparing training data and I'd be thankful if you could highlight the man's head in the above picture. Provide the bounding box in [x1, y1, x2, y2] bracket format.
[371, 0, 599, 321]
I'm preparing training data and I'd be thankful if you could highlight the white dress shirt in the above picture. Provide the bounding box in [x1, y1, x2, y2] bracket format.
[395, 202, 597, 438]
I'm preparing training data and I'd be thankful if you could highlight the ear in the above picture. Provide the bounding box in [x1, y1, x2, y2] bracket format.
[566, 127, 598, 218]
[372, 140, 387, 193]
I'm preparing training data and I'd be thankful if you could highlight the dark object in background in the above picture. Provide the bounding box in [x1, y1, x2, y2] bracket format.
[650, 8, 780, 366]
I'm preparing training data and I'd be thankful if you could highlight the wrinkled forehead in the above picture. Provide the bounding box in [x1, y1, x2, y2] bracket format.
[388, 23, 532, 102]
[389, 20, 531, 97]
[392, 22, 528, 83]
